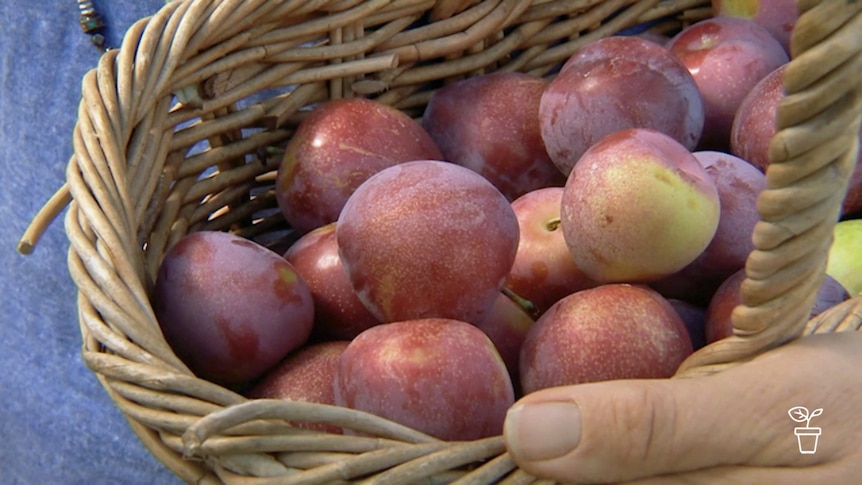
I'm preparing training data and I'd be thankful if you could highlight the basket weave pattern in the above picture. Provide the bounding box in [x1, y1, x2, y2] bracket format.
[19, 0, 862, 483]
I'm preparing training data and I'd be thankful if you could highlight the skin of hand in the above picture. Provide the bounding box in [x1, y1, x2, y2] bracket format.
[503, 331, 862, 484]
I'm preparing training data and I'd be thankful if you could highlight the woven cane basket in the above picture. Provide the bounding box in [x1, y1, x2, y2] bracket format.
[18, 0, 862, 482]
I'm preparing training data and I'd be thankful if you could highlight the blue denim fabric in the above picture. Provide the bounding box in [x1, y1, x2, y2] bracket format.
[1, 1, 181, 483]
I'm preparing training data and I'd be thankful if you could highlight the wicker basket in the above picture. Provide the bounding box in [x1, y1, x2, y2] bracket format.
[19, 0, 862, 483]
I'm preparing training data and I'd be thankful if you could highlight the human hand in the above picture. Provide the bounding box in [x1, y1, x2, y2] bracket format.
[503, 331, 862, 484]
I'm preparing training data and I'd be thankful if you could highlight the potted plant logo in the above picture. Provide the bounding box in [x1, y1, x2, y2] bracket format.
[788, 406, 823, 454]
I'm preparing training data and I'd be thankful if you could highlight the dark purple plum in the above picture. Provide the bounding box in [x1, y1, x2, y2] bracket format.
[668, 298, 708, 351]
[246, 341, 349, 433]
[153, 231, 314, 386]
[667, 17, 788, 151]
[275, 98, 443, 234]
[284, 223, 380, 340]
[541, 36, 704, 175]
[422, 72, 565, 200]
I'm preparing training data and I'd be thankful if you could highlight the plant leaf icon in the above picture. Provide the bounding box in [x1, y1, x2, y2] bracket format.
[809, 408, 823, 419]
[788, 406, 809, 422]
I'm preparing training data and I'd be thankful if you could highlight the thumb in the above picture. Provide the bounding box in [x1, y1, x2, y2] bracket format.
[503, 372, 796, 483]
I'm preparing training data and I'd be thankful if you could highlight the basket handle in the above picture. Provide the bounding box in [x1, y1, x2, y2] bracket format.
[676, 0, 862, 378]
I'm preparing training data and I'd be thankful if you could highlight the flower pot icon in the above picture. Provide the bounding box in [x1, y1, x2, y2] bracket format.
[788, 406, 823, 454]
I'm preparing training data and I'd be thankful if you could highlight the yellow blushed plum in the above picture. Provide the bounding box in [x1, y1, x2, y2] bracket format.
[827, 220, 862, 296]
[721, 0, 758, 17]
[712, 0, 798, 53]
[561, 128, 721, 283]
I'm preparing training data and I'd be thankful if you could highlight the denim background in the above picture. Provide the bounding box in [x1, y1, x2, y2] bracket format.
[1, 1, 182, 483]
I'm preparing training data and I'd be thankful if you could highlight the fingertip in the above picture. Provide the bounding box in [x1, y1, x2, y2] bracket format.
[504, 400, 583, 463]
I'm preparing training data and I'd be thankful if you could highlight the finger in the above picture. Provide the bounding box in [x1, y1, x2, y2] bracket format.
[503, 332, 862, 484]
[506, 377, 783, 483]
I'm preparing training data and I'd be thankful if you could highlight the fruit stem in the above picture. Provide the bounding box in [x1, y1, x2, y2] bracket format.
[545, 217, 561, 232]
[502, 286, 539, 319]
